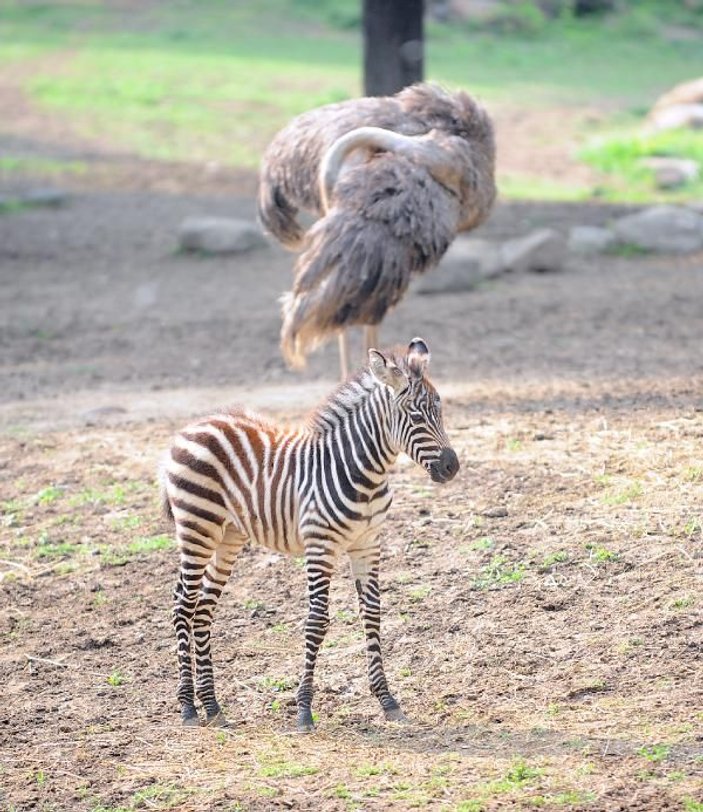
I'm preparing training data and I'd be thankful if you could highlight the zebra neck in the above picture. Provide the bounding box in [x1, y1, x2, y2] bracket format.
[308, 372, 397, 484]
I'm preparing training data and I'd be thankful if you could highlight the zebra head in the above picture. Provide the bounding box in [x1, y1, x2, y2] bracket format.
[369, 337, 460, 483]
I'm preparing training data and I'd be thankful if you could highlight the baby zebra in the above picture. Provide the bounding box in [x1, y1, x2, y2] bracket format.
[162, 337, 459, 731]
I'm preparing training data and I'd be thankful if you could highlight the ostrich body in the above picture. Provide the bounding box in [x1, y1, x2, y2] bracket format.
[258, 83, 496, 374]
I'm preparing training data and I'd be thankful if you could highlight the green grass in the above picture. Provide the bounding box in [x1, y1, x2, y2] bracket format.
[474, 555, 525, 589]
[0, 156, 87, 176]
[581, 128, 703, 202]
[637, 743, 671, 763]
[2, 0, 703, 196]
[100, 534, 173, 566]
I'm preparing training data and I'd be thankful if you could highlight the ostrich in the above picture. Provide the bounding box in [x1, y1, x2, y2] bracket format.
[258, 83, 496, 376]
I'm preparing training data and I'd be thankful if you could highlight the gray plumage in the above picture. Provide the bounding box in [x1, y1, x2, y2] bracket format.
[258, 83, 497, 367]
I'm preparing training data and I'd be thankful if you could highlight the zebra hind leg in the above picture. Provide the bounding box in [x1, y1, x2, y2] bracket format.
[350, 551, 407, 723]
[173, 537, 214, 726]
[193, 531, 246, 727]
[296, 547, 334, 732]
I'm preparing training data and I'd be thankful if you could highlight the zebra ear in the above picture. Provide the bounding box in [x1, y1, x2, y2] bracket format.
[407, 337, 430, 378]
[368, 349, 408, 392]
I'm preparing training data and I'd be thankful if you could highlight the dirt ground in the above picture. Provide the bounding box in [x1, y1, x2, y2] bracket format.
[2, 146, 703, 811]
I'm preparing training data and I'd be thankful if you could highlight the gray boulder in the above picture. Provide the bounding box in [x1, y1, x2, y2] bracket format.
[647, 104, 703, 134]
[21, 188, 69, 207]
[568, 225, 616, 255]
[501, 228, 566, 273]
[179, 217, 267, 254]
[642, 157, 699, 189]
[414, 238, 506, 295]
[612, 205, 703, 254]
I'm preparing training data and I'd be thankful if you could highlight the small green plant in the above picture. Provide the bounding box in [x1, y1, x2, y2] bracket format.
[355, 762, 398, 778]
[683, 517, 702, 538]
[456, 801, 484, 812]
[471, 537, 494, 551]
[474, 555, 525, 589]
[408, 585, 431, 602]
[585, 543, 619, 563]
[130, 783, 190, 809]
[35, 539, 80, 559]
[35, 486, 63, 505]
[336, 608, 356, 623]
[542, 550, 568, 568]
[107, 670, 125, 687]
[258, 760, 318, 778]
[637, 743, 670, 763]
[109, 514, 142, 531]
[602, 480, 642, 505]
[669, 595, 695, 610]
[100, 534, 172, 566]
[504, 760, 542, 785]
[270, 622, 288, 633]
[683, 798, 703, 812]
[399, 666, 412, 678]
[258, 675, 295, 692]
[552, 790, 597, 805]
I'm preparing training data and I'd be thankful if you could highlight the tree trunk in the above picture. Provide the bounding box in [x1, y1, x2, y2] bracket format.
[363, 0, 424, 97]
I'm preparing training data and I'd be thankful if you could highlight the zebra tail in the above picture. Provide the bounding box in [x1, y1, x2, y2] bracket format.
[158, 461, 174, 523]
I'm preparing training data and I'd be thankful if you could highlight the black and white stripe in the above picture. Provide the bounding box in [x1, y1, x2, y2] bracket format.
[163, 337, 459, 730]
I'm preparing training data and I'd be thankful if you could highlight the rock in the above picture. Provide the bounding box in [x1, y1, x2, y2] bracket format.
[650, 76, 703, 114]
[179, 217, 267, 254]
[568, 225, 616, 255]
[413, 238, 506, 295]
[642, 157, 699, 189]
[501, 228, 566, 273]
[612, 205, 703, 254]
[647, 104, 703, 134]
[482, 506, 508, 518]
[21, 188, 69, 207]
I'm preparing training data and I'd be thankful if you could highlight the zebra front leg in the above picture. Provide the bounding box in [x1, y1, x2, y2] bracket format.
[350, 549, 406, 722]
[193, 532, 245, 727]
[296, 548, 334, 732]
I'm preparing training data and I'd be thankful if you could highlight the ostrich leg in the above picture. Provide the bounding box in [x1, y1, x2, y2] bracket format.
[364, 325, 379, 353]
[338, 332, 350, 380]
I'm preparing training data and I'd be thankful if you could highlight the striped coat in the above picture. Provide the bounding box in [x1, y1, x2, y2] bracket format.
[163, 338, 459, 730]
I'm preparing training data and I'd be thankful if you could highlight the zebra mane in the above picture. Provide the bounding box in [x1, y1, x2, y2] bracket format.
[307, 369, 379, 433]
[306, 346, 427, 434]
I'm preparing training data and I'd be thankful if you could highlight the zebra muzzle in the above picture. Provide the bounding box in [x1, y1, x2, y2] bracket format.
[429, 447, 460, 483]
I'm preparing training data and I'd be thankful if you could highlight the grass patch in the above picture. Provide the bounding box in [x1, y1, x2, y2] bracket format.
[581, 129, 703, 203]
[258, 760, 318, 779]
[602, 480, 643, 506]
[474, 555, 525, 589]
[100, 534, 173, 566]
[638, 743, 671, 763]
[0, 156, 87, 176]
[585, 543, 619, 564]
[2, 0, 703, 197]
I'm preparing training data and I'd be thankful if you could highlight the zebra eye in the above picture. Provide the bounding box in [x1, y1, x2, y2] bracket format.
[408, 410, 424, 424]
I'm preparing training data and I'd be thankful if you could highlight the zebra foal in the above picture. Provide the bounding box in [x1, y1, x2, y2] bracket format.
[162, 337, 459, 731]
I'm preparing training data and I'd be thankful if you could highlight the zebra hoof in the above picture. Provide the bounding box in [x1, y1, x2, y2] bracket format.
[182, 709, 201, 727]
[203, 710, 229, 728]
[384, 707, 409, 723]
[296, 709, 315, 733]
